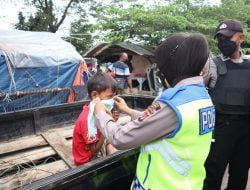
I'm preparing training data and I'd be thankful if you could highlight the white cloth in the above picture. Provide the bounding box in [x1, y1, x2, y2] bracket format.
[87, 99, 114, 138]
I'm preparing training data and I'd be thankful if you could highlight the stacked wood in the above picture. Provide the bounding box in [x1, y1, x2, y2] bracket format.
[0, 126, 74, 189]
[0, 161, 68, 189]
[0, 116, 132, 189]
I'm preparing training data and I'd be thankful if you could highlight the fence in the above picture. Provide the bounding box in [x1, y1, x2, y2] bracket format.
[0, 88, 72, 113]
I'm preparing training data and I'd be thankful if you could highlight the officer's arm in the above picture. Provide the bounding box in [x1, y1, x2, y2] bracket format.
[202, 57, 218, 88]
[94, 102, 178, 150]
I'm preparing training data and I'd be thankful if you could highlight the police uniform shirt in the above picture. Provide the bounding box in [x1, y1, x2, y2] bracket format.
[94, 76, 205, 150]
[203, 53, 249, 88]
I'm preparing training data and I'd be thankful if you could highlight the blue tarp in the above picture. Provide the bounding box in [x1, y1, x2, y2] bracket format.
[0, 30, 83, 113]
[0, 51, 79, 112]
[0, 29, 83, 68]
[0, 52, 78, 92]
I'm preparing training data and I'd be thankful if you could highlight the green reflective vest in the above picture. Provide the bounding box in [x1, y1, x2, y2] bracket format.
[132, 84, 214, 190]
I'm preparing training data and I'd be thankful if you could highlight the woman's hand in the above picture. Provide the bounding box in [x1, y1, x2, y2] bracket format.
[113, 96, 132, 116]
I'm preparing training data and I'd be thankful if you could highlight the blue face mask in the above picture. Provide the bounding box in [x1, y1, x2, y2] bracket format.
[101, 99, 114, 111]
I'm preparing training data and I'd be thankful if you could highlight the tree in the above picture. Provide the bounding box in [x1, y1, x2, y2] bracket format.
[15, 12, 29, 31]
[15, 0, 81, 33]
[93, 2, 205, 45]
[93, 0, 250, 54]
[65, 1, 97, 54]
[14, 0, 94, 53]
[65, 16, 94, 54]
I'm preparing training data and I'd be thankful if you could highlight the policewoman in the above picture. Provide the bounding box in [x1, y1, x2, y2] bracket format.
[94, 33, 214, 190]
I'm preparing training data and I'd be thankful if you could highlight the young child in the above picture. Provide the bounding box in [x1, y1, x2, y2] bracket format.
[72, 72, 119, 166]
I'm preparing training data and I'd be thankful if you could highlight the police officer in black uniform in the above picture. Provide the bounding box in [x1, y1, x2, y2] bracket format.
[203, 19, 250, 190]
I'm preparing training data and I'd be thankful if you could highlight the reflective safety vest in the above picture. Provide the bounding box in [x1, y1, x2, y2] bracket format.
[132, 84, 214, 190]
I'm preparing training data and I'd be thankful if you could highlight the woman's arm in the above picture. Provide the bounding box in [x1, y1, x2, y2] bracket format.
[202, 57, 218, 88]
[94, 102, 178, 150]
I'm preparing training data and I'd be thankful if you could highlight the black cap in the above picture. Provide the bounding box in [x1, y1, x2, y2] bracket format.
[214, 19, 243, 38]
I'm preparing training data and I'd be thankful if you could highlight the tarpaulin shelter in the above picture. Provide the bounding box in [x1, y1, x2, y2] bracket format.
[0, 29, 87, 113]
[84, 42, 162, 94]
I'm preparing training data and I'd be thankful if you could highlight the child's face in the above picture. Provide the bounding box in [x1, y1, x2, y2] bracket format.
[96, 87, 116, 100]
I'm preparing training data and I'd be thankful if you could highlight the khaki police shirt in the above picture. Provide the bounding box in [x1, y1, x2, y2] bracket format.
[94, 76, 204, 150]
[203, 54, 249, 88]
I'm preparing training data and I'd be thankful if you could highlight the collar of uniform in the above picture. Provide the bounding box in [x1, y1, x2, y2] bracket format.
[174, 76, 204, 88]
[219, 52, 249, 63]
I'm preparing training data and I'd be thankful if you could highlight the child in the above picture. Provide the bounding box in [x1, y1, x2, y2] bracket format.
[72, 72, 118, 166]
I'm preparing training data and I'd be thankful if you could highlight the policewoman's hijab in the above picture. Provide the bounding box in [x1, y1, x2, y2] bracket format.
[155, 33, 209, 87]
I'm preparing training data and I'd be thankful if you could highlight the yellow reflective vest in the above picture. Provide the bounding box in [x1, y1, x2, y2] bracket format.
[132, 84, 214, 190]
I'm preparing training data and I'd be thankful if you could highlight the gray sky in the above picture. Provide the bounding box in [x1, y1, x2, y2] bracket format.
[0, 0, 221, 37]
[0, 0, 73, 36]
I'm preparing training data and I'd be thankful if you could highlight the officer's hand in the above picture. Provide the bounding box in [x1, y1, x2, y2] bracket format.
[113, 96, 132, 116]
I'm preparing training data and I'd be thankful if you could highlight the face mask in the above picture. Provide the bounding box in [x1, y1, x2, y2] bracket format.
[101, 99, 114, 111]
[218, 40, 237, 57]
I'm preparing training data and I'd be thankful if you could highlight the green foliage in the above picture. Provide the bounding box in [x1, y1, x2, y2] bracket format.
[13, 0, 250, 54]
[65, 13, 94, 54]
[15, 0, 81, 33]
[14, 0, 92, 53]
[93, 0, 250, 55]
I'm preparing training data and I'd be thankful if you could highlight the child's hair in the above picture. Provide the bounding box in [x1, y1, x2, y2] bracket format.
[87, 71, 118, 96]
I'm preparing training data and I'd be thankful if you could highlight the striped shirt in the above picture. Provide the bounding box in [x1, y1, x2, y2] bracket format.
[108, 61, 130, 77]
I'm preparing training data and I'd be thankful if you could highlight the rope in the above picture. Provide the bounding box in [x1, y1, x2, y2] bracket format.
[0, 156, 58, 187]
[2, 51, 16, 91]
[25, 70, 40, 87]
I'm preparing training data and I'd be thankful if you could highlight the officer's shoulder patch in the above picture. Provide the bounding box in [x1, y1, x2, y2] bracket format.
[152, 102, 161, 111]
[138, 102, 161, 122]
[138, 112, 149, 122]
[199, 106, 215, 135]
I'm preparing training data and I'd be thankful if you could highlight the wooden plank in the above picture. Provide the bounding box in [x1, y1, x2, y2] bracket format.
[0, 147, 56, 172]
[0, 160, 68, 190]
[67, 139, 72, 148]
[53, 126, 73, 139]
[0, 136, 47, 156]
[42, 131, 75, 168]
[0, 126, 73, 156]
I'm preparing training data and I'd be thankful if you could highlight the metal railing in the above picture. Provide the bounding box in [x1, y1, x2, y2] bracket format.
[0, 88, 72, 113]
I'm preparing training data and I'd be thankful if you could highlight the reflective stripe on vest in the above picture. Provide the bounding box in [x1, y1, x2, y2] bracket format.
[133, 85, 213, 190]
[141, 139, 191, 176]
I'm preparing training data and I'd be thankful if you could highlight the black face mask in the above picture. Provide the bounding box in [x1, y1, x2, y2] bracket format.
[218, 40, 237, 57]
